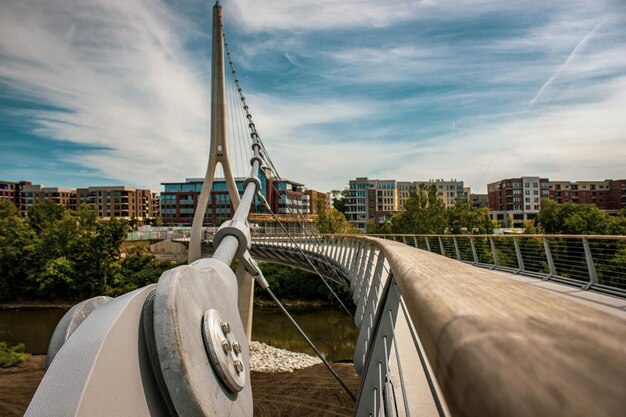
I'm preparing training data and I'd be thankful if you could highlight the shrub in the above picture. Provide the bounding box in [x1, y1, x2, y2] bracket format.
[0, 341, 30, 368]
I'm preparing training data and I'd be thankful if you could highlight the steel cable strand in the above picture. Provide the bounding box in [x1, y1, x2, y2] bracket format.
[221, 28, 351, 311]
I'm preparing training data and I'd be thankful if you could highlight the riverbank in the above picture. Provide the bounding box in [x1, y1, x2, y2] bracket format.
[0, 301, 76, 310]
[0, 344, 358, 417]
[0, 298, 343, 310]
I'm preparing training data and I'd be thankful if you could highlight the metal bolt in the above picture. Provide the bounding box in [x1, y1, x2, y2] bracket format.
[232, 342, 241, 355]
[220, 321, 231, 335]
[233, 360, 244, 375]
[221, 340, 232, 354]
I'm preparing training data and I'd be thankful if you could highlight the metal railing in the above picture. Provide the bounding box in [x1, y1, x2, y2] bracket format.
[251, 234, 448, 416]
[369, 234, 626, 298]
[249, 234, 626, 416]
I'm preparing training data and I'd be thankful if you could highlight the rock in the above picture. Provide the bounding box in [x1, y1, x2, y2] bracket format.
[248, 341, 322, 373]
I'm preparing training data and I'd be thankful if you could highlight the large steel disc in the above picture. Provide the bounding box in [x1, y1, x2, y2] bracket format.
[153, 263, 252, 417]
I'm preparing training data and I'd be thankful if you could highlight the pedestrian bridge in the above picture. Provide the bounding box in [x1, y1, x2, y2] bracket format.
[25, 1, 626, 416]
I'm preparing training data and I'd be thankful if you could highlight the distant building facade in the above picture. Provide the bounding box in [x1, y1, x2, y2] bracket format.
[487, 176, 550, 227]
[0, 179, 157, 220]
[488, 176, 626, 226]
[76, 186, 158, 220]
[470, 193, 489, 208]
[0, 180, 30, 208]
[160, 170, 324, 226]
[345, 177, 469, 232]
[21, 184, 75, 215]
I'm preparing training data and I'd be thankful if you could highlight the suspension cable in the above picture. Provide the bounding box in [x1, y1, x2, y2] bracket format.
[221, 27, 350, 311]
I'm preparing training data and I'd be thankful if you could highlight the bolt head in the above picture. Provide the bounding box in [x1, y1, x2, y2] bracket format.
[232, 342, 242, 355]
[234, 360, 244, 375]
[220, 321, 231, 335]
[221, 340, 232, 354]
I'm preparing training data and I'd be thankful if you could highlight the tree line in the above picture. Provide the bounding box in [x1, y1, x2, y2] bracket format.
[0, 200, 178, 301]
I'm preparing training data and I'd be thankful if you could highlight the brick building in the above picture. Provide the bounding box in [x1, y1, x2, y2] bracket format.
[488, 176, 626, 226]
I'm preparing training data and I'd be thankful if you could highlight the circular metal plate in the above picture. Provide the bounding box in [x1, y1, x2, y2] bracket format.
[153, 264, 252, 417]
[202, 309, 245, 392]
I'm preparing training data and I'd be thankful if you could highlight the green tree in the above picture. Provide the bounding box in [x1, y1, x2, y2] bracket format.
[0, 199, 19, 218]
[391, 184, 448, 234]
[330, 190, 347, 214]
[0, 201, 37, 300]
[447, 201, 494, 234]
[536, 199, 625, 235]
[27, 202, 64, 235]
[316, 198, 357, 234]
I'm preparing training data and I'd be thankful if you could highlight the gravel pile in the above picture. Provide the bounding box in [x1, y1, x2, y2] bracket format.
[249, 341, 322, 373]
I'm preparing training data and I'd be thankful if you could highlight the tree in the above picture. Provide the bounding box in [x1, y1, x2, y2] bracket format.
[447, 201, 494, 234]
[0, 201, 37, 300]
[536, 200, 625, 235]
[330, 190, 347, 214]
[27, 202, 64, 235]
[391, 184, 448, 234]
[0, 199, 19, 218]
[316, 198, 357, 234]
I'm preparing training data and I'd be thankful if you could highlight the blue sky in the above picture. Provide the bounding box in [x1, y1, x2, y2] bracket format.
[1, 0, 625, 194]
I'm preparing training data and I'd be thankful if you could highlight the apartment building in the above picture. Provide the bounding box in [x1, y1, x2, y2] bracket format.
[487, 176, 550, 227]
[0, 180, 30, 207]
[488, 177, 626, 226]
[160, 170, 322, 226]
[549, 180, 612, 209]
[20, 184, 75, 215]
[304, 189, 331, 214]
[470, 193, 489, 208]
[75, 186, 157, 220]
[345, 177, 469, 232]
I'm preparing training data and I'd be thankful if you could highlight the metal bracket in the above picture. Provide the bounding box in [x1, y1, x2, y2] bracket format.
[240, 250, 269, 290]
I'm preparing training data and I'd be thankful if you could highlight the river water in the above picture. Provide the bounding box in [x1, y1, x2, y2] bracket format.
[0, 305, 357, 362]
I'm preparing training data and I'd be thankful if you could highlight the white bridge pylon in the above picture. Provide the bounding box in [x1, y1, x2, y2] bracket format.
[189, 2, 240, 264]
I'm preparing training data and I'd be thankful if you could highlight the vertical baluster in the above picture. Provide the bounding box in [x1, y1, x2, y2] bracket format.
[453, 236, 461, 261]
[489, 237, 498, 269]
[470, 237, 478, 264]
[582, 238, 598, 290]
[438, 236, 445, 256]
[513, 237, 524, 274]
[542, 237, 557, 280]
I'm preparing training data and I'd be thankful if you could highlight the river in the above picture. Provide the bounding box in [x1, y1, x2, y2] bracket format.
[1, 305, 357, 362]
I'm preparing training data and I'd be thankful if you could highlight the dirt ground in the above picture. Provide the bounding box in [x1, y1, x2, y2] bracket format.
[0, 356, 359, 417]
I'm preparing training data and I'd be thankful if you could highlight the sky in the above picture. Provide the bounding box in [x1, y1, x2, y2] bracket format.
[1, 0, 625, 194]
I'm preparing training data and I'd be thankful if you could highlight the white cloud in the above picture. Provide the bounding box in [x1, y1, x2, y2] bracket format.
[251, 73, 626, 194]
[1, 0, 624, 198]
[0, 0, 212, 191]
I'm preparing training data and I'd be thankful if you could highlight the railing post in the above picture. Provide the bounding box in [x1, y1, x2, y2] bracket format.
[350, 242, 364, 280]
[438, 236, 446, 256]
[582, 238, 598, 290]
[453, 237, 461, 261]
[413, 235, 418, 248]
[340, 238, 349, 268]
[542, 237, 557, 280]
[470, 237, 478, 264]
[489, 237, 498, 269]
[424, 237, 431, 252]
[402, 235, 408, 245]
[513, 237, 524, 274]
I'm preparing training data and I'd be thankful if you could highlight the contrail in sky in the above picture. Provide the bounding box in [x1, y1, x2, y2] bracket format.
[527, 16, 608, 110]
